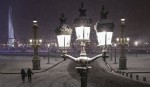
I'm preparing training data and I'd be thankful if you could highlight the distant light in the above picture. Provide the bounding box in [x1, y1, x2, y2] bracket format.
[39, 39, 42, 43]
[29, 39, 32, 43]
[33, 20, 37, 23]
[121, 18, 125, 22]
[47, 44, 50, 47]
[114, 43, 117, 47]
[126, 37, 130, 41]
[116, 38, 119, 42]
[134, 41, 138, 46]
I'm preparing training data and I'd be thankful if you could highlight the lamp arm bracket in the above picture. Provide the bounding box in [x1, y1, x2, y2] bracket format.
[88, 54, 102, 63]
[64, 54, 78, 62]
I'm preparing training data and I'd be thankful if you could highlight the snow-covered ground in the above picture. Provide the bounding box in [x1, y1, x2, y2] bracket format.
[98, 53, 150, 83]
[0, 56, 81, 87]
[0, 53, 150, 87]
[0, 56, 63, 73]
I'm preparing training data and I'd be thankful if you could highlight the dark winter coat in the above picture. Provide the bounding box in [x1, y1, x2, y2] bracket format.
[21, 69, 26, 78]
[27, 69, 33, 77]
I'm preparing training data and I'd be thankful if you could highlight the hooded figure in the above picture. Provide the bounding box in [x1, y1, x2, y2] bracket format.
[27, 68, 33, 82]
[21, 69, 26, 83]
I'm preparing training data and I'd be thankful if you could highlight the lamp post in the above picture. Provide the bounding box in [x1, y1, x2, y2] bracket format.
[118, 18, 129, 70]
[114, 43, 117, 64]
[55, 4, 114, 87]
[134, 41, 138, 57]
[47, 43, 50, 64]
[29, 19, 42, 70]
[110, 45, 113, 61]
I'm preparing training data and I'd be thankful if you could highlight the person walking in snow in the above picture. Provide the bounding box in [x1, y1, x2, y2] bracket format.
[21, 69, 26, 83]
[27, 68, 33, 83]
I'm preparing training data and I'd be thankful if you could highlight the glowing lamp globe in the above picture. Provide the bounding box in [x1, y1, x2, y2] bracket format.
[75, 26, 90, 41]
[57, 34, 72, 48]
[96, 31, 113, 46]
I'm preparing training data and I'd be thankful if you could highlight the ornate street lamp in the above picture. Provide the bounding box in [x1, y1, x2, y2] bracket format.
[55, 13, 72, 60]
[94, 5, 114, 62]
[29, 19, 42, 70]
[117, 18, 129, 70]
[56, 4, 114, 87]
[113, 43, 117, 64]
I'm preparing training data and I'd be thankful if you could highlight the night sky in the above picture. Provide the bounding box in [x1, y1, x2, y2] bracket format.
[0, 0, 150, 44]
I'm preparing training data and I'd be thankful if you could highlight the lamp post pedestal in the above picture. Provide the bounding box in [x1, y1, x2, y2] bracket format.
[47, 56, 50, 64]
[119, 57, 127, 70]
[32, 56, 40, 70]
[119, 45, 127, 70]
[114, 47, 117, 64]
[47, 46, 50, 64]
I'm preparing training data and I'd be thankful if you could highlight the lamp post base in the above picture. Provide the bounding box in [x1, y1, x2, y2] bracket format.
[76, 66, 92, 87]
[32, 56, 41, 70]
[114, 62, 117, 64]
[47, 57, 50, 64]
[119, 58, 127, 70]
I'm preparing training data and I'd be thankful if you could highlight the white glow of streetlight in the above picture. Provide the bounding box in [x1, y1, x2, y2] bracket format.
[39, 39, 42, 43]
[116, 38, 119, 42]
[97, 31, 113, 46]
[134, 41, 138, 46]
[121, 18, 125, 22]
[57, 35, 71, 47]
[75, 26, 90, 41]
[33, 20, 37, 23]
[29, 39, 32, 43]
[47, 44, 50, 47]
[126, 37, 130, 42]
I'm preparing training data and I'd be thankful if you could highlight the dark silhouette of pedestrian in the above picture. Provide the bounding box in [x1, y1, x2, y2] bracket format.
[27, 68, 33, 83]
[21, 69, 26, 84]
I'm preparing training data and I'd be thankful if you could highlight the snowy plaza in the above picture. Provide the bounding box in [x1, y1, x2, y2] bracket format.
[0, 53, 150, 87]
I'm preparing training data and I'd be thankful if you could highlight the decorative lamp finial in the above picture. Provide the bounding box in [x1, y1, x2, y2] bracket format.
[79, 2, 86, 16]
[60, 13, 66, 24]
[100, 5, 108, 19]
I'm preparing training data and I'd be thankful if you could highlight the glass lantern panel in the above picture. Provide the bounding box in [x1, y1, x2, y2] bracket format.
[57, 35, 71, 48]
[97, 32, 113, 46]
[75, 26, 90, 41]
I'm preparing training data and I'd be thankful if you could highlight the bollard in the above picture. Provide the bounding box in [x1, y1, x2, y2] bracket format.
[130, 73, 132, 78]
[143, 77, 146, 81]
[126, 73, 128, 77]
[122, 72, 124, 75]
[136, 75, 139, 80]
[118, 71, 121, 74]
